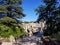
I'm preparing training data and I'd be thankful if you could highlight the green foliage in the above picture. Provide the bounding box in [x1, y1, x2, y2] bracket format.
[0, 24, 12, 37]
[0, 0, 25, 19]
[0, 0, 26, 38]
[36, 0, 60, 36]
[6, 0, 22, 4]
[0, 17, 16, 23]
[12, 27, 26, 37]
[51, 32, 60, 40]
[0, 24, 25, 38]
[0, 4, 25, 19]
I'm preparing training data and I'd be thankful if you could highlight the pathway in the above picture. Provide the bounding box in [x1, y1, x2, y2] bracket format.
[16, 32, 43, 45]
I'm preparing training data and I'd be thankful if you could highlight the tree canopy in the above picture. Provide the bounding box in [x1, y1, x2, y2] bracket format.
[36, 0, 60, 36]
[0, 0, 26, 38]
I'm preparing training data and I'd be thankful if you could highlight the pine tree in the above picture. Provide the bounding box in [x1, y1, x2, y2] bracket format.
[0, 0, 25, 38]
[36, 0, 60, 36]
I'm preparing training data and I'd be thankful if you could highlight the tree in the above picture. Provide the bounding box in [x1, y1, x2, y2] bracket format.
[36, 0, 60, 36]
[0, 0, 26, 38]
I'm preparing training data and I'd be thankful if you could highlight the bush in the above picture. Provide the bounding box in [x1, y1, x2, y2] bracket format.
[52, 32, 60, 40]
[0, 24, 26, 38]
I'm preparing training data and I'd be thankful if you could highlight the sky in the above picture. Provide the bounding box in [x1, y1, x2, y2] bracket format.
[21, 0, 43, 22]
